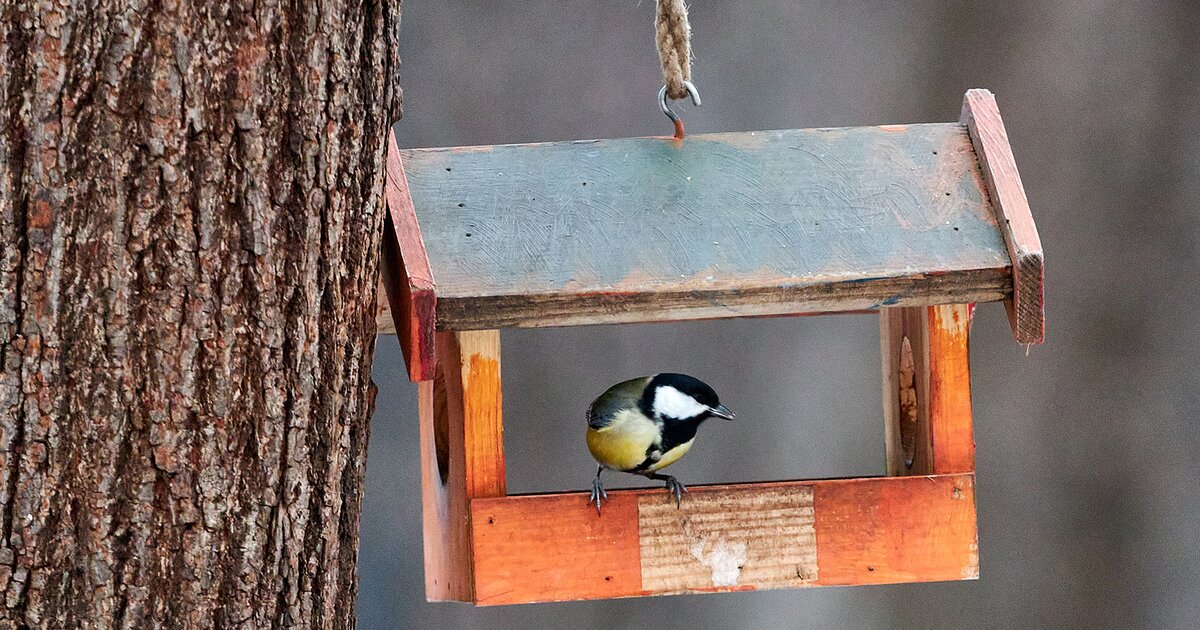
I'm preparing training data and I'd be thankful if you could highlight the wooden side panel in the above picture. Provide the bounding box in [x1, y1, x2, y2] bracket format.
[881, 307, 931, 475]
[419, 330, 506, 602]
[400, 124, 1012, 330]
[812, 474, 978, 585]
[881, 305, 975, 476]
[418, 374, 469, 601]
[961, 89, 1045, 344]
[382, 131, 437, 380]
[468, 474, 977, 605]
[376, 278, 395, 334]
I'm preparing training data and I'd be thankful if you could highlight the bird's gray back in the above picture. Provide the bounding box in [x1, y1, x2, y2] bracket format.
[586, 376, 652, 429]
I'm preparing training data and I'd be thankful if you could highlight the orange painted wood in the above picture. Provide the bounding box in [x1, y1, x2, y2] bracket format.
[812, 474, 978, 585]
[382, 131, 437, 380]
[419, 330, 505, 602]
[927, 304, 976, 474]
[466, 474, 976, 605]
[471, 492, 642, 606]
[961, 88, 1045, 344]
[880, 305, 975, 476]
[453, 330, 506, 498]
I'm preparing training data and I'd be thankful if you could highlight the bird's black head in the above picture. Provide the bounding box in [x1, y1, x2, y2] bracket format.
[640, 373, 735, 423]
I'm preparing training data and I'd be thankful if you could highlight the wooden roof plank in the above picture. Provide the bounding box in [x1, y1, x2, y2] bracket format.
[397, 123, 1010, 330]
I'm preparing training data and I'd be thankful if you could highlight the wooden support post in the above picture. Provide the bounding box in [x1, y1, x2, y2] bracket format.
[419, 329, 506, 602]
[880, 304, 975, 476]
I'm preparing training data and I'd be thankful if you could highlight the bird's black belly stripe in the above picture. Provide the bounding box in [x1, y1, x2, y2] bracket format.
[631, 419, 700, 473]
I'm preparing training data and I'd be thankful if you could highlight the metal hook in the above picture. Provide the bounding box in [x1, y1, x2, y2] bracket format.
[658, 81, 702, 124]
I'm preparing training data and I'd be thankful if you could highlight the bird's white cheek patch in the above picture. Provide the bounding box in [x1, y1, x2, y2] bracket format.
[653, 386, 708, 419]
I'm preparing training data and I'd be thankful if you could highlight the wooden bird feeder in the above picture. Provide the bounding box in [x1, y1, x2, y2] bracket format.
[379, 89, 1044, 605]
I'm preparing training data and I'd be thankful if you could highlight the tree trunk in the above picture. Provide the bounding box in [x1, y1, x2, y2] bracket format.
[0, 0, 401, 626]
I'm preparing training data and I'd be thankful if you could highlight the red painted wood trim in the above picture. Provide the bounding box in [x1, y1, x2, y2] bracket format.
[467, 473, 977, 605]
[382, 130, 437, 380]
[961, 89, 1045, 344]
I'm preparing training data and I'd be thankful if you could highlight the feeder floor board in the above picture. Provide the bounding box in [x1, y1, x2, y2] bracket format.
[468, 473, 978, 605]
[393, 123, 1011, 331]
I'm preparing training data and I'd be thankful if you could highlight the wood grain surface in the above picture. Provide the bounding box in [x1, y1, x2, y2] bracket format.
[397, 123, 1012, 330]
[881, 304, 976, 476]
[382, 133, 438, 379]
[420, 330, 506, 602]
[638, 484, 817, 594]
[469, 473, 977, 605]
[961, 89, 1045, 344]
[811, 473, 978, 585]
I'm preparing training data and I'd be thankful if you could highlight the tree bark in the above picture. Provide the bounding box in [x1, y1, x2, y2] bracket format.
[0, 0, 401, 626]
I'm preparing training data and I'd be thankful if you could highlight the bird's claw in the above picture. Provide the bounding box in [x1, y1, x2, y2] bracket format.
[665, 476, 687, 509]
[590, 477, 608, 515]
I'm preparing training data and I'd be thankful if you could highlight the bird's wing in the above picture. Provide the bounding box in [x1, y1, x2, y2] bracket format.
[586, 376, 652, 429]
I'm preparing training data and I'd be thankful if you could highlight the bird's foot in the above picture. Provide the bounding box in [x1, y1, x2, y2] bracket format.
[590, 476, 608, 515]
[664, 476, 687, 509]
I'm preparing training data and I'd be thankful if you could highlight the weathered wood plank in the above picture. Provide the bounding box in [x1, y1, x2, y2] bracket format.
[927, 305, 976, 474]
[376, 278, 395, 334]
[455, 330, 506, 499]
[397, 123, 1012, 330]
[471, 492, 643, 606]
[880, 304, 975, 476]
[961, 89, 1045, 344]
[419, 330, 506, 602]
[437, 268, 1007, 329]
[468, 473, 977, 605]
[811, 473, 978, 585]
[638, 485, 817, 593]
[382, 133, 437, 379]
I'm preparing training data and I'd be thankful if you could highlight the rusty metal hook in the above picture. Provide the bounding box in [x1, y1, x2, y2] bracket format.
[658, 81, 701, 138]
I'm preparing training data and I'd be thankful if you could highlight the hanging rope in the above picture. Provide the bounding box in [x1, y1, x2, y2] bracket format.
[655, 0, 692, 100]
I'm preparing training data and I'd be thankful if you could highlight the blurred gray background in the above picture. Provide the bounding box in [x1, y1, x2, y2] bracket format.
[361, 2, 1200, 628]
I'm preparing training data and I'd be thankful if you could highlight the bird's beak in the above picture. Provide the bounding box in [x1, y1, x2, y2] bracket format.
[710, 404, 735, 421]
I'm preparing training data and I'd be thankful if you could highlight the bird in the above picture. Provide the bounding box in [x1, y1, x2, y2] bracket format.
[585, 373, 734, 514]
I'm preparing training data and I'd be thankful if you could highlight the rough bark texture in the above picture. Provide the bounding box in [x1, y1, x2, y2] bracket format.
[0, 0, 401, 626]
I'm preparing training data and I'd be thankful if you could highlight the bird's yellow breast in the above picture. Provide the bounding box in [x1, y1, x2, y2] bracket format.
[643, 439, 694, 472]
[586, 409, 660, 472]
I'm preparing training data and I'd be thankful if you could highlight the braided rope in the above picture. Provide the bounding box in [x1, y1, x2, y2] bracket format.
[656, 0, 692, 100]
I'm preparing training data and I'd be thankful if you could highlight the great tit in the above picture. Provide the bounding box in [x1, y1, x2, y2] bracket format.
[586, 373, 734, 514]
